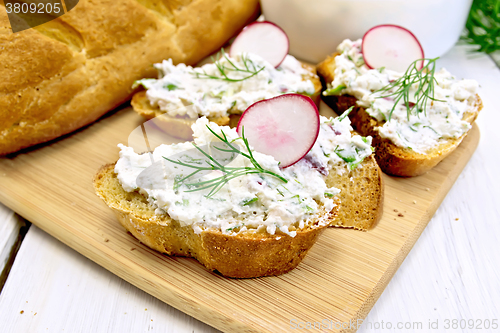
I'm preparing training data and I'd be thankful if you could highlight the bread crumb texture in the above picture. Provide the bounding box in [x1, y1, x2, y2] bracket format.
[0, 0, 259, 155]
[327, 156, 383, 230]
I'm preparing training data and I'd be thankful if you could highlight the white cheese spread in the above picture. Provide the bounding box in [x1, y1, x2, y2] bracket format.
[327, 39, 478, 154]
[134, 53, 316, 119]
[115, 116, 373, 237]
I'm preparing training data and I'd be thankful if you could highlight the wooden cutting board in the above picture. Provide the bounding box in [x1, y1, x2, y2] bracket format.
[0, 103, 479, 333]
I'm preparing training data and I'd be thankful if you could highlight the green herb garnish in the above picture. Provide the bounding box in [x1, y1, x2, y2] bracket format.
[164, 83, 178, 91]
[333, 145, 364, 170]
[424, 125, 439, 135]
[337, 106, 354, 121]
[290, 194, 302, 204]
[462, 0, 500, 53]
[175, 199, 189, 206]
[163, 125, 287, 198]
[242, 197, 258, 206]
[192, 49, 265, 82]
[334, 149, 356, 163]
[375, 58, 445, 121]
[323, 84, 347, 96]
[226, 223, 244, 231]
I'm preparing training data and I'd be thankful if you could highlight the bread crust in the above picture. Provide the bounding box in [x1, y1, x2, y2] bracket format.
[0, 0, 260, 155]
[317, 54, 483, 177]
[131, 62, 322, 140]
[94, 164, 338, 278]
[327, 156, 384, 230]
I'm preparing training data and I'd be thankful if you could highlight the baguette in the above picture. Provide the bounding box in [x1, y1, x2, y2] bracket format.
[0, 0, 260, 155]
[131, 58, 322, 140]
[317, 49, 483, 177]
[94, 117, 383, 277]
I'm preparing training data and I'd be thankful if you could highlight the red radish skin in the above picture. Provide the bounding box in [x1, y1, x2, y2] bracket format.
[362, 24, 424, 72]
[230, 21, 289, 68]
[237, 94, 320, 168]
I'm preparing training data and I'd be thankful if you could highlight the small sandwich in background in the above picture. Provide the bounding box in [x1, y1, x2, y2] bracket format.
[131, 21, 322, 140]
[318, 25, 482, 177]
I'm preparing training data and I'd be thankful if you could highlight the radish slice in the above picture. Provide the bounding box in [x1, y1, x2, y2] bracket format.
[230, 21, 289, 68]
[237, 94, 319, 168]
[362, 24, 424, 72]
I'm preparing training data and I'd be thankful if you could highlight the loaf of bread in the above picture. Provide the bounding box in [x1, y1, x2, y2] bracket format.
[0, 0, 260, 155]
[317, 45, 482, 177]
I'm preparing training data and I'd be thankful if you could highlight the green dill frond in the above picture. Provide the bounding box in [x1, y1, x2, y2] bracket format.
[374, 58, 445, 121]
[163, 125, 287, 198]
[191, 49, 265, 82]
[462, 0, 500, 53]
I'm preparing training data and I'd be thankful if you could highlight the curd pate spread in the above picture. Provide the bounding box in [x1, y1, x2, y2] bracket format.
[327, 39, 478, 154]
[134, 53, 316, 120]
[115, 116, 373, 237]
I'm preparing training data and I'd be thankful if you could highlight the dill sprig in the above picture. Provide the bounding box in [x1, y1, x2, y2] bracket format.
[462, 0, 500, 53]
[375, 58, 445, 121]
[163, 125, 287, 197]
[192, 49, 265, 82]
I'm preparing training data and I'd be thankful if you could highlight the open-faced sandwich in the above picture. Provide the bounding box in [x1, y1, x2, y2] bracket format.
[317, 25, 482, 177]
[94, 94, 383, 278]
[131, 21, 321, 140]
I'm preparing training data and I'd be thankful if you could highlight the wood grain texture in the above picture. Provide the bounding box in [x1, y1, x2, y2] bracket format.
[0, 101, 479, 333]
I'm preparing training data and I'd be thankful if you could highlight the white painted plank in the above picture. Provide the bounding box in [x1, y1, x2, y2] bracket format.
[359, 46, 500, 332]
[0, 226, 219, 333]
[0, 203, 22, 277]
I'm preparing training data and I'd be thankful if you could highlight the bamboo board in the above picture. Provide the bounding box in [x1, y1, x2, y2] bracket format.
[0, 104, 480, 333]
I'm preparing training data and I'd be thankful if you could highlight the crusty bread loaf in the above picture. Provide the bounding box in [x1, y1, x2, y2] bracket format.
[0, 0, 260, 155]
[93, 148, 382, 277]
[94, 164, 339, 278]
[317, 54, 483, 177]
[131, 62, 322, 140]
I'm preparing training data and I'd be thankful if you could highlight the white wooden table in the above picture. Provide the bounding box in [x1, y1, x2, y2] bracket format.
[0, 45, 499, 333]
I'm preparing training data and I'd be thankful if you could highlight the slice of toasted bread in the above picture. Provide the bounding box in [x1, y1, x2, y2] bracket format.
[93, 112, 383, 277]
[94, 164, 339, 278]
[328, 155, 384, 230]
[317, 54, 483, 177]
[94, 153, 382, 277]
[131, 62, 322, 140]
